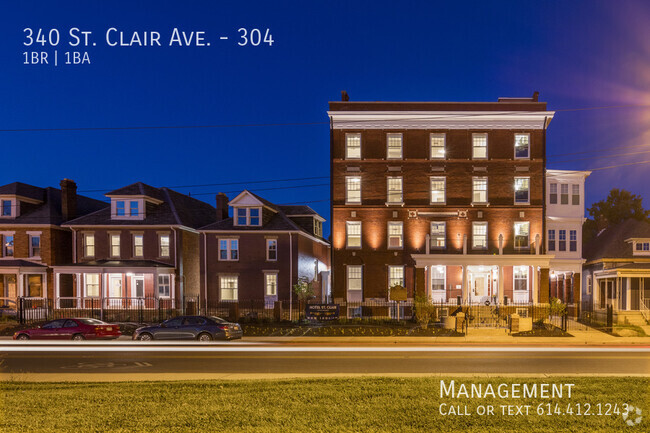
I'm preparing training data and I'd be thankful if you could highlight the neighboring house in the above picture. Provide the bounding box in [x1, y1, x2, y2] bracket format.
[52, 182, 216, 310]
[582, 219, 650, 325]
[546, 169, 590, 309]
[0, 179, 106, 309]
[199, 191, 330, 307]
[329, 92, 556, 311]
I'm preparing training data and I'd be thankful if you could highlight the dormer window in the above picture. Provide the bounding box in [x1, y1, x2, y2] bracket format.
[116, 201, 125, 216]
[130, 201, 139, 216]
[636, 242, 650, 253]
[1, 200, 11, 217]
[111, 198, 145, 220]
[234, 207, 261, 226]
[314, 219, 323, 237]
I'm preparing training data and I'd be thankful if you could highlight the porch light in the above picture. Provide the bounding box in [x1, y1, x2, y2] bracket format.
[126, 272, 134, 277]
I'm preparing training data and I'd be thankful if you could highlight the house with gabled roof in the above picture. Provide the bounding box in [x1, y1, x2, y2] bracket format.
[52, 182, 216, 311]
[199, 190, 330, 309]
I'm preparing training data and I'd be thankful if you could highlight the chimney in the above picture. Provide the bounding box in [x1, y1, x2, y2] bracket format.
[341, 90, 349, 101]
[60, 179, 77, 222]
[215, 193, 229, 221]
[532, 91, 539, 102]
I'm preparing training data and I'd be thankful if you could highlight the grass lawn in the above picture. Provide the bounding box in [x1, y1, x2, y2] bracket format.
[1, 377, 648, 432]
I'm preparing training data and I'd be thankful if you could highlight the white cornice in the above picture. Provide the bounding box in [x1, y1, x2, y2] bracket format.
[328, 111, 555, 130]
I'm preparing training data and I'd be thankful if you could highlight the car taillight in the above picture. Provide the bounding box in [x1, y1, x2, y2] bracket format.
[216, 325, 229, 330]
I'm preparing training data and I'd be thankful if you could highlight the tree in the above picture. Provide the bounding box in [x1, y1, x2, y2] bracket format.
[293, 277, 315, 320]
[584, 189, 650, 244]
[414, 294, 436, 329]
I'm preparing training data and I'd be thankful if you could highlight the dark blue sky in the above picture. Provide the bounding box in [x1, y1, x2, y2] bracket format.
[2, 1, 650, 235]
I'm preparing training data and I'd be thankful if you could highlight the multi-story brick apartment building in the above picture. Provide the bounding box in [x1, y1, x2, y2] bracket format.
[199, 190, 330, 307]
[329, 93, 556, 310]
[546, 169, 590, 308]
[51, 182, 215, 310]
[0, 179, 106, 308]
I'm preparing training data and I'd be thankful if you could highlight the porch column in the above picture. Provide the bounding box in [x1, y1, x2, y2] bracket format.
[18, 274, 24, 298]
[498, 265, 504, 305]
[532, 266, 539, 304]
[461, 265, 468, 303]
[43, 272, 48, 300]
[55, 272, 60, 308]
[171, 274, 176, 309]
[100, 272, 106, 319]
[539, 268, 550, 303]
[626, 277, 631, 311]
[76, 273, 81, 307]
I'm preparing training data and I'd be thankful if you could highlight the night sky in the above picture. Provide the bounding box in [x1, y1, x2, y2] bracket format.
[2, 1, 650, 236]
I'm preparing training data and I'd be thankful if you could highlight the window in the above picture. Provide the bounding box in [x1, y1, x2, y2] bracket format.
[472, 222, 488, 249]
[346, 221, 361, 248]
[513, 266, 528, 291]
[560, 184, 569, 204]
[430, 133, 445, 159]
[130, 201, 139, 216]
[235, 207, 261, 226]
[159, 234, 170, 257]
[314, 220, 323, 237]
[133, 234, 144, 257]
[116, 201, 125, 216]
[1, 200, 11, 216]
[219, 239, 239, 260]
[267, 239, 277, 261]
[220, 276, 238, 301]
[472, 177, 488, 204]
[636, 242, 650, 251]
[572, 184, 580, 205]
[548, 230, 556, 251]
[570, 230, 577, 252]
[110, 234, 120, 257]
[431, 222, 446, 248]
[347, 266, 362, 291]
[83, 234, 95, 257]
[346, 176, 361, 204]
[431, 266, 445, 291]
[550, 183, 558, 204]
[430, 177, 446, 204]
[514, 222, 530, 248]
[85, 274, 100, 297]
[514, 134, 530, 159]
[387, 177, 403, 204]
[29, 235, 41, 257]
[472, 133, 487, 159]
[388, 266, 404, 288]
[559, 230, 566, 251]
[345, 133, 361, 159]
[27, 275, 42, 297]
[388, 222, 403, 249]
[265, 273, 277, 296]
[386, 133, 403, 159]
[514, 177, 530, 204]
[158, 275, 170, 297]
[3, 235, 14, 257]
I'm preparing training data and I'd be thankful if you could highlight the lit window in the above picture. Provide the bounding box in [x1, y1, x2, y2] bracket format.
[388, 222, 403, 249]
[430, 177, 446, 204]
[234, 208, 262, 226]
[265, 273, 277, 296]
[159, 234, 170, 257]
[345, 133, 361, 159]
[472, 133, 487, 159]
[84, 234, 95, 257]
[3, 234, 14, 257]
[387, 177, 403, 204]
[85, 274, 100, 297]
[514, 222, 530, 248]
[570, 230, 577, 252]
[219, 239, 239, 261]
[27, 275, 42, 297]
[431, 266, 445, 291]
[431, 222, 446, 249]
[386, 133, 403, 159]
[514, 266, 528, 291]
[347, 266, 362, 291]
[116, 201, 125, 216]
[29, 235, 41, 257]
[548, 230, 555, 251]
[158, 275, 171, 297]
[572, 184, 580, 205]
[559, 230, 566, 251]
[346, 221, 361, 248]
[515, 177, 530, 204]
[346, 176, 361, 204]
[472, 222, 487, 249]
[133, 234, 144, 257]
[430, 133, 445, 159]
[1, 200, 11, 216]
[560, 184, 569, 205]
[314, 220, 323, 237]
[110, 234, 120, 257]
[550, 183, 558, 204]
[388, 266, 404, 288]
[267, 239, 277, 261]
[130, 201, 139, 216]
[472, 177, 488, 204]
[220, 276, 238, 301]
[514, 134, 530, 159]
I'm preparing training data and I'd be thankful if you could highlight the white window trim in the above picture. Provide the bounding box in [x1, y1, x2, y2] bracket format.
[218, 238, 240, 261]
[109, 233, 121, 258]
[27, 231, 42, 259]
[514, 222, 530, 249]
[0, 198, 17, 218]
[430, 221, 446, 249]
[347, 265, 363, 292]
[233, 207, 262, 227]
[346, 221, 362, 249]
[431, 266, 447, 292]
[514, 133, 530, 160]
[386, 132, 403, 160]
[387, 221, 404, 250]
[430, 133, 446, 159]
[219, 275, 239, 301]
[345, 132, 362, 160]
[472, 133, 488, 160]
[157, 274, 172, 298]
[158, 233, 171, 258]
[472, 222, 488, 250]
[83, 273, 101, 298]
[513, 266, 529, 292]
[111, 198, 145, 220]
[633, 240, 650, 256]
[386, 176, 404, 206]
[514, 176, 530, 205]
[472, 176, 488, 205]
[83, 233, 95, 258]
[388, 265, 405, 289]
[266, 238, 278, 261]
[430, 176, 446, 205]
[345, 176, 362, 205]
[132, 233, 144, 258]
[263, 271, 279, 296]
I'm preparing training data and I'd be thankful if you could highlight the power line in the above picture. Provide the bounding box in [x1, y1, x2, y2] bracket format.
[547, 149, 650, 163]
[190, 183, 330, 196]
[548, 142, 650, 158]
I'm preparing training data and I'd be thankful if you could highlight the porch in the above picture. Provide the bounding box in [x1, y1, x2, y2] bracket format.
[591, 266, 650, 324]
[0, 260, 48, 311]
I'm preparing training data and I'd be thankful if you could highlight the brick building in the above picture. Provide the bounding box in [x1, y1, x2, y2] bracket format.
[329, 93, 556, 311]
[199, 191, 330, 307]
[0, 179, 106, 308]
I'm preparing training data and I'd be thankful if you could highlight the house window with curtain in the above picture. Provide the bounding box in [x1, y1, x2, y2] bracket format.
[472, 222, 487, 249]
[346, 221, 361, 248]
[514, 222, 530, 248]
[431, 266, 445, 291]
[472, 177, 488, 204]
[220, 276, 238, 301]
[133, 234, 144, 257]
[430, 133, 445, 159]
[430, 177, 446, 204]
[387, 177, 403, 204]
[514, 266, 528, 292]
[514, 133, 530, 159]
[388, 222, 403, 249]
[472, 133, 487, 159]
[345, 176, 361, 204]
[431, 222, 446, 249]
[345, 133, 361, 159]
[386, 133, 403, 159]
[347, 266, 362, 291]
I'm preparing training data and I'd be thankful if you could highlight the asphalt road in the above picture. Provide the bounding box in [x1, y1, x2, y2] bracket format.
[2, 344, 650, 377]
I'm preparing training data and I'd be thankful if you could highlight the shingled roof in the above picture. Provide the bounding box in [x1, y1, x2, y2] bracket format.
[584, 219, 650, 262]
[106, 182, 166, 202]
[0, 182, 46, 201]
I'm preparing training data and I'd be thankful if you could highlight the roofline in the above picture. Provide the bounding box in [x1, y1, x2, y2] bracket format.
[64, 224, 200, 234]
[200, 229, 330, 246]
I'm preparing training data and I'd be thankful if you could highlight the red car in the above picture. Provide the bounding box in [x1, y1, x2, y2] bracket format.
[13, 318, 121, 341]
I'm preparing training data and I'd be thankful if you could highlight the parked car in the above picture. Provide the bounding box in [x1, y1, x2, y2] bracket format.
[133, 315, 243, 341]
[13, 318, 121, 340]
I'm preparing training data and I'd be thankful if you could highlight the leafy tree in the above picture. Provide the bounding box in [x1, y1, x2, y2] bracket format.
[292, 277, 315, 301]
[414, 295, 436, 329]
[583, 189, 650, 244]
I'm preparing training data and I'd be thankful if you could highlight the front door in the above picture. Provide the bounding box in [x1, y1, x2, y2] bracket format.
[132, 275, 145, 307]
[2, 275, 17, 307]
[108, 275, 123, 307]
[472, 275, 489, 304]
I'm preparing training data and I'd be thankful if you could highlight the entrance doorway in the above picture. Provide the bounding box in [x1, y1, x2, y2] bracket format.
[131, 274, 144, 307]
[468, 266, 498, 305]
